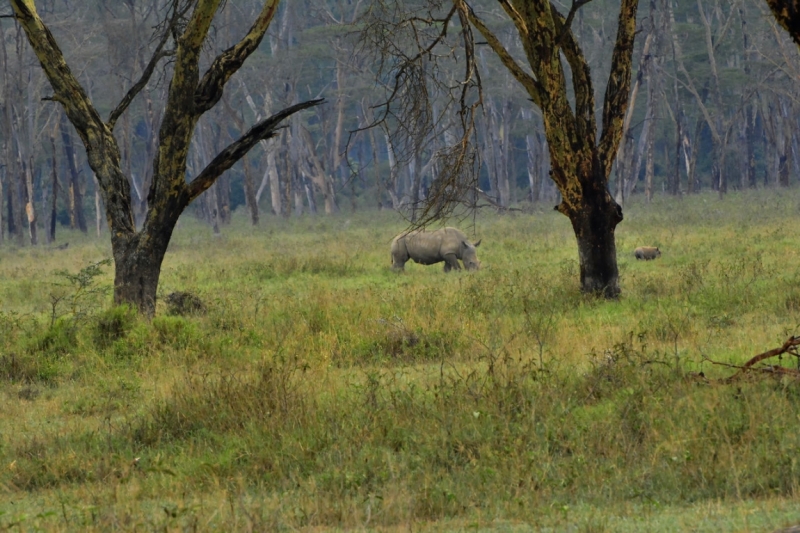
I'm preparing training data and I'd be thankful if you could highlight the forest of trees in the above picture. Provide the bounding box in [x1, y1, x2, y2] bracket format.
[1, 0, 799, 246]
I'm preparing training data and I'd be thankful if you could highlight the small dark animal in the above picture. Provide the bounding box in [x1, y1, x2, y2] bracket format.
[391, 227, 481, 272]
[634, 246, 661, 260]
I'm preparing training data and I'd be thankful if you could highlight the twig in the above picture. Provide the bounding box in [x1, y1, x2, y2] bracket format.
[704, 336, 800, 383]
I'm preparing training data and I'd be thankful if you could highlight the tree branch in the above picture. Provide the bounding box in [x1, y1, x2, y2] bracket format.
[555, 0, 593, 49]
[10, 0, 136, 237]
[10, 0, 105, 134]
[551, 3, 596, 146]
[765, 0, 800, 48]
[704, 336, 800, 383]
[186, 98, 324, 202]
[496, 0, 529, 39]
[194, 0, 280, 114]
[107, 1, 185, 129]
[597, 0, 639, 179]
[461, 1, 543, 106]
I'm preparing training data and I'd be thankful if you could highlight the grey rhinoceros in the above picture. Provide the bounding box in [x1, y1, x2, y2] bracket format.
[391, 227, 481, 272]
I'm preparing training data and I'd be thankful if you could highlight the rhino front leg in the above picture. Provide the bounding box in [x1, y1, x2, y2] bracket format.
[391, 245, 408, 271]
[443, 254, 461, 272]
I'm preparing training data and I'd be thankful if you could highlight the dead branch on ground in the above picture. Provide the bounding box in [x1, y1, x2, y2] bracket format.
[701, 336, 800, 383]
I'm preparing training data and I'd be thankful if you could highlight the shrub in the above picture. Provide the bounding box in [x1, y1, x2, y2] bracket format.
[152, 315, 200, 350]
[25, 318, 77, 358]
[90, 305, 137, 349]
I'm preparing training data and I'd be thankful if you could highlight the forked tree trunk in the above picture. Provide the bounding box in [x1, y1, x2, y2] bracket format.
[112, 225, 174, 314]
[561, 171, 622, 297]
[466, 0, 637, 297]
[13, 0, 322, 316]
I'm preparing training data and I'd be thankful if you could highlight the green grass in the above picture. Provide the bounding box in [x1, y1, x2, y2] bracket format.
[1, 190, 800, 531]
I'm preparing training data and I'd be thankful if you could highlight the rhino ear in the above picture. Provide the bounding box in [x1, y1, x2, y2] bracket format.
[473, 239, 481, 248]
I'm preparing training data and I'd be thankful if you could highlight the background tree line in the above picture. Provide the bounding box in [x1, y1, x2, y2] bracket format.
[0, 0, 798, 246]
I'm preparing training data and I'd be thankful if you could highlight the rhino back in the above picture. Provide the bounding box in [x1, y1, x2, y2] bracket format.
[406, 231, 446, 264]
[438, 227, 470, 257]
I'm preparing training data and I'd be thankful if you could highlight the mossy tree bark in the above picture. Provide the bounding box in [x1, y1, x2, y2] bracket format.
[462, 0, 638, 297]
[11, 0, 322, 315]
[765, 0, 800, 47]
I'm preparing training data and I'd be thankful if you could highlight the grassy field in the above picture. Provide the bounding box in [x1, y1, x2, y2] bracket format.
[1, 189, 800, 531]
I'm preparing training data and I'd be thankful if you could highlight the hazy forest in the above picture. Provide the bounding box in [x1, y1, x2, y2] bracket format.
[3, 0, 800, 531]
[2, 0, 799, 234]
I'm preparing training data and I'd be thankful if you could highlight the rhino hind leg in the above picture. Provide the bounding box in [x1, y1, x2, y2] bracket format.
[443, 254, 461, 272]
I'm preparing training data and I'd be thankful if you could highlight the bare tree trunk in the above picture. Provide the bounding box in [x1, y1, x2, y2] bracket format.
[498, 100, 513, 207]
[0, 148, 4, 244]
[526, 131, 542, 203]
[331, 58, 346, 186]
[763, 100, 779, 187]
[299, 124, 337, 214]
[364, 102, 383, 209]
[410, 150, 422, 221]
[615, 27, 655, 205]
[615, 133, 633, 205]
[242, 153, 259, 225]
[11, 154, 24, 245]
[644, 125, 655, 202]
[383, 129, 401, 209]
[94, 176, 102, 237]
[6, 186, 17, 240]
[643, 59, 658, 203]
[222, 94, 259, 224]
[672, 108, 683, 196]
[267, 144, 282, 216]
[779, 97, 793, 187]
[747, 117, 757, 189]
[282, 144, 293, 217]
[304, 176, 317, 214]
[23, 158, 37, 245]
[240, 86, 281, 216]
[481, 113, 498, 204]
[293, 174, 304, 216]
[687, 116, 703, 193]
[483, 100, 509, 207]
[48, 133, 58, 242]
[0, 20, 8, 243]
[624, 110, 650, 201]
[738, 3, 757, 191]
[792, 128, 800, 185]
[59, 112, 88, 233]
[218, 173, 231, 224]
